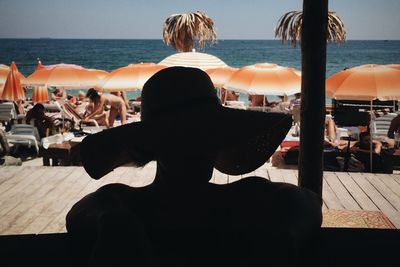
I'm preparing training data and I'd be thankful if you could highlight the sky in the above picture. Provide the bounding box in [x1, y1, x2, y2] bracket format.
[0, 0, 399, 40]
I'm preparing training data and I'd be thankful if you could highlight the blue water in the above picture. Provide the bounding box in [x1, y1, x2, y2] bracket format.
[1, 39, 400, 101]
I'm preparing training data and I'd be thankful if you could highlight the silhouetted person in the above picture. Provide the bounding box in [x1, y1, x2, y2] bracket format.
[66, 67, 322, 267]
[387, 114, 400, 139]
[351, 131, 384, 172]
[25, 103, 54, 138]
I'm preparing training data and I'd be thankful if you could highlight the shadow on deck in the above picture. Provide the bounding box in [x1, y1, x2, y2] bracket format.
[1, 228, 399, 267]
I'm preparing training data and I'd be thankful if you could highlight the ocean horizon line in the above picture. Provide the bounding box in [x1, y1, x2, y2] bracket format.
[0, 37, 399, 42]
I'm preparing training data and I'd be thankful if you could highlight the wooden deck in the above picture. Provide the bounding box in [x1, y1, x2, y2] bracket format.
[0, 163, 400, 235]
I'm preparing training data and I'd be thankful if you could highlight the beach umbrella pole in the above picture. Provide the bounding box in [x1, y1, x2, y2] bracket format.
[263, 95, 266, 112]
[370, 100, 373, 172]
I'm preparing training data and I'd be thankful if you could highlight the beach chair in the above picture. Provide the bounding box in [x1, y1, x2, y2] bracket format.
[370, 112, 398, 138]
[247, 106, 269, 112]
[61, 102, 100, 129]
[0, 102, 18, 128]
[43, 103, 62, 113]
[224, 100, 247, 110]
[0, 128, 10, 158]
[6, 124, 41, 154]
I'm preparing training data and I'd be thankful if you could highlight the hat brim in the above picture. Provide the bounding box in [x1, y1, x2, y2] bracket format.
[80, 105, 292, 179]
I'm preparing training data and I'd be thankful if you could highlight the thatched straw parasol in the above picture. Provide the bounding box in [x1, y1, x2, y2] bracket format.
[163, 11, 217, 52]
[275, 10, 346, 47]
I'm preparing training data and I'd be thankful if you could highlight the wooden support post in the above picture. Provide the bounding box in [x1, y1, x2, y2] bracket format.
[298, 0, 328, 197]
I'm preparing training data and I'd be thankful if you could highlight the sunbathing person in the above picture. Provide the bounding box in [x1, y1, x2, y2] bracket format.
[73, 91, 89, 116]
[111, 91, 130, 110]
[274, 95, 291, 113]
[83, 102, 109, 128]
[248, 94, 267, 107]
[66, 67, 322, 267]
[324, 116, 338, 147]
[290, 92, 301, 110]
[84, 88, 127, 127]
[220, 88, 239, 104]
[351, 131, 384, 172]
[50, 88, 67, 102]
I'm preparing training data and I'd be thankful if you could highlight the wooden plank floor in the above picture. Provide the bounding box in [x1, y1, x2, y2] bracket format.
[0, 163, 399, 235]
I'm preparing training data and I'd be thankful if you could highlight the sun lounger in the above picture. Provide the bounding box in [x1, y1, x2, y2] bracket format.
[225, 101, 247, 110]
[6, 124, 41, 154]
[61, 102, 101, 129]
[0, 102, 22, 128]
[0, 102, 17, 122]
[370, 112, 398, 138]
[43, 103, 62, 113]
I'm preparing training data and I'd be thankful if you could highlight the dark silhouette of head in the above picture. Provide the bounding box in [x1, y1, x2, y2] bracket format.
[359, 131, 372, 149]
[30, 103, 46, 117]
[80, 67, 292, 183]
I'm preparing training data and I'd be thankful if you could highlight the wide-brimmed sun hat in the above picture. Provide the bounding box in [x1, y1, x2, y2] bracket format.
[80, 67, 292, 179]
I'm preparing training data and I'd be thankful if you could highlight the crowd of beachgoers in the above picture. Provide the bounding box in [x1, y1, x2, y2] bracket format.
[1, 83, 399, 174]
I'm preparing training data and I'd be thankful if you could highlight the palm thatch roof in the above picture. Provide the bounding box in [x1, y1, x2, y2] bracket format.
[275, 11, 346, 47]
[163, 11, 217, 52]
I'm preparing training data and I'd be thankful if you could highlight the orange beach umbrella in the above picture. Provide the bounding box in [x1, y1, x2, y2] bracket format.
[31, 86, 49, 103]
[24, 63, 102, 89]
[1, 62, 26, 101]
[35, 60, 45, 71]
[88, 69, 109, 80]
[0, 64, 10, 95]
[327, 64, 400, 172]
[96, 63, 166, 91]
[326, 64, 400, 100]
[1, 64, 26, 96]
[159, 51, 227, 70]
[205, 67, 238, 88]
[386, 64, 400, 71]
[0, 64, 10, 81]
[224, 63, 301, 96]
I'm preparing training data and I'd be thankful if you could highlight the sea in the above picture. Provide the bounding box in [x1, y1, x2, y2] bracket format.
[1, 39, 400, 102]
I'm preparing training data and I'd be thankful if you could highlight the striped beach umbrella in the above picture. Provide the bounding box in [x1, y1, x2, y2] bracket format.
[205, 67, 238, 88]
[35, 60, 45, 71]
[326, 64, 400, 100]
[1, 62, 26, 101]
[96, 63, 166, 91]
[88, 69, 109, 80]
[24, 63, 102, 89]
[386, 64, 400, 71]
[0, 64, 10, 95]
[0, 64, 26, 96]
[224, 63, 301, 96]
[31, 86, 49, 103]
[159, 51, 227, 70]
[326, 64, 400, 172]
